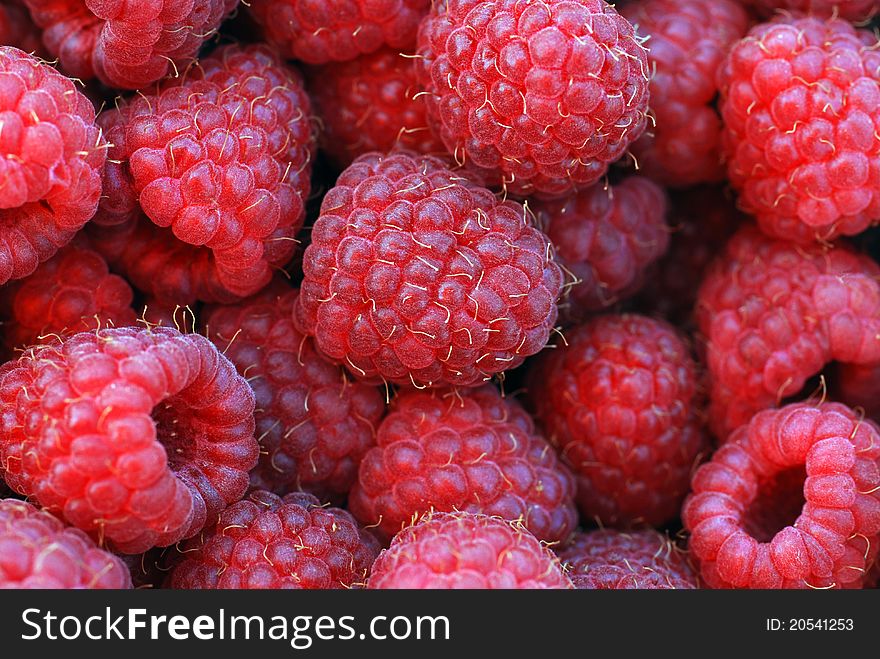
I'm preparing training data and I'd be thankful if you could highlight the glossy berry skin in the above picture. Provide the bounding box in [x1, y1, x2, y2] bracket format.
[0, 326, 259, 554]
[348, 386, 577, 543]
[247, 0, 429, 65]
[168, 490, 381, 589]
[368, 511, 574, 589]
[528, 314, 706, 527]
[205, 286, 384, 498]
[293, 151, 564, 388]
[747, 0, 878, 22]
[307, 47, 445, 168]
[0, 498, 132, 588]
[532, 176, 669, 320]
[719, 16, 880, 244]
[415, 0, 650, 197]
[696, 226, 880, 440]
[0, 47, 105, 286]
[683, 402, 880, 589]
[22, 0, 238, 89]
[622, 0, 749, 188]
[97, 44, 315, 301]
[558, 529, 699, 589]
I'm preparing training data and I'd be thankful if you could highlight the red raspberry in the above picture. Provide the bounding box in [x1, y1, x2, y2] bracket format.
[0, 47, 105, 286]
[168, 490, 381, 589]
[307, 47, 445, 168]
[532, 176, 669, 320]
[247, 0, 430, 65]
[622, 0, 749, 188]
[528, 314, 707, 527]
[0, 326, 259, 554]
[205, 285, 385, 498]
[293, 151, 564, 388]
[683, 402, 880, 589]
[348, 386, 577, 543]
[22, 0, 237, 89]
[0, 241, 136, 351]
[747, 0, 878, 22]
[719, 16, 880, 244]
[696, 226, 880, 440]
[368, 511, 574, 588]
[415, 0, 650, 198]
[558, 529, 699, 589]
[0, 498, 132, 588]
[0, 1, 42, 54]
[96, 44, 315, 301]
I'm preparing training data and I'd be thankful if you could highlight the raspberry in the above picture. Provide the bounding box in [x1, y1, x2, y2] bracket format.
[205, 285, 384, 498]
[0, 498, 132, 588]
[0, 326, 259, 554]
[368, 511, 573, 589]
[532, 176, 669, 320]
[348, 386, 577, 543]
[558, 529, 699, 589]
[622, 0, 749, 188]
[22, 0, 237, 89]
[293, 151, 564, 388]
[0, 1, 42, 54]
[0, 241, 136, 351]
[168, 490, 381, 589]
[247, 0, 430, 65]
[748, 0, 878, 22]
[307, 47, 445, 168]
[528, 314, 706, 527]
[696, 225, 880, 440]
[97, 44, 315, 301]
[683, 402, 880, 589]
[0, 47, 105, 286]
[719, 16, 880, 244]
[415, 0, 650, 198]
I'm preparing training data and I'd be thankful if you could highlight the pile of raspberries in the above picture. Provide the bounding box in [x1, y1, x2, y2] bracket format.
[1, 0, 880, 591]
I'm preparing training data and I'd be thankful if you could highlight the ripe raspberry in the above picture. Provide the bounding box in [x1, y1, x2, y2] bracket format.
[22, 0, 237, 89]
[0, 498, 132, 588]
[0, 1, 42, 54]
[748, 0, 878, 22]
[415, 0, 650, 198]
[97, 44, 315, 301]
[0, 241, 136, 351]
[683, 402, 880, 589]
[293, 151, 564, 388]
[307, 47, 445, 168]
[558, 529, 699, 589]
[528, 314, 706, 527]
[205, 285, 384, 498]
[719, 16, 880, 244]
[368, 511, 574, 588]
[622, 0, 749, 188]
[348, 386, 577, 543]
[532, 176, 669, 320]
[0, 326, 259, 554]
[247, 0, 429, 65]
[168, 490, 381, 589]
[696, 225, 880, 440]
[0, 47, 105, 285]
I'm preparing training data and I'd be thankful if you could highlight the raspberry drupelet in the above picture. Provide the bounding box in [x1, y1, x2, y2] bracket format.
[696, 225, 880, 440]
[348, 386, 577, 544]
[0, 47, 105, 286]
[415, 0, 651, 198]
[96, 44, 315, 302]
[558, 529, 699, 589]
[747, 0, 878, 22]
[293, 151, 564, 388]
[719, 16, 880, 244]
[0, 326, 259, 554]
[0, 498, 132, 588]
[205, 285, 385, 498]
[683, 402, 880, 589]
[168, 490, 381, 589]
[528, 313, 707, 527]
[21, 0, 238, 89]
[368, 511, 574, 589]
